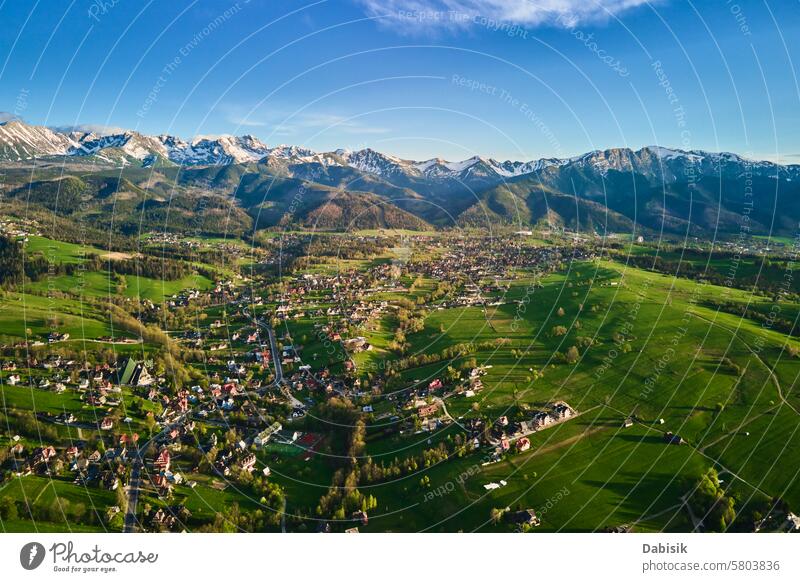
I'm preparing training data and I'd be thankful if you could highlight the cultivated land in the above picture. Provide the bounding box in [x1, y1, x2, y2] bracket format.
[1, 220, 799, 533]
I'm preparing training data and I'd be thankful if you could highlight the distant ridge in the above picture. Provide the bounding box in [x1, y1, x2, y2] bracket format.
[2, 118, 800, 235]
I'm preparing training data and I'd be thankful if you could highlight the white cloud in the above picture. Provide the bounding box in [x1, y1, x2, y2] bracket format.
[282, 112, 390, 135]
[51, 123, 128, 135]
[0, 111, 22, 123]
[224, 107, 389, 137]
[230, 118, 269, 128]
[358, 0, 656, 31]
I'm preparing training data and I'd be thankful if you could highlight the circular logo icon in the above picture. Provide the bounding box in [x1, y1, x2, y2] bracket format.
[20, 542, 46, 570]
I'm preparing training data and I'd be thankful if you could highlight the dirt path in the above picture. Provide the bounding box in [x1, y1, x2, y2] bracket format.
[518, 425, 608, 460]
[699, 403, 781, 452]
[604, 402, 772, 498]
[690, 311, 800, 417]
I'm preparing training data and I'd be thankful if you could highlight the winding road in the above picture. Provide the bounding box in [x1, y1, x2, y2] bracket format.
[122, 412, 189, 533]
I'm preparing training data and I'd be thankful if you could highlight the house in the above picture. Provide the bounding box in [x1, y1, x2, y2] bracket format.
[58, 412, 76, 424]
[100, 417, 114, 430]
[552, 401, 574, 420]
[154, 448, 171, 471]
[532, 411, 552, 429]
[507, 509, 541, 527]
[343, 337, 370, 352]
[117, 358, 153, 387]
[623, 417, 634, 428]
[239, 453, 256, 473]
[101, 472, 119, 490]
[150, 507, 177, 530]
[151, 474, 173, 497]
[417, 403, 439, 418]
[516, 437, 531, 452]
[36, 446, 57, 463]
[254, 422, 283, 446]
[663, 432, 684, 445]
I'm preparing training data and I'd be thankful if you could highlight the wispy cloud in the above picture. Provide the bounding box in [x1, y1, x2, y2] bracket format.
[0, 111, 22, 123]
[51, 123, 128, 135]
[357, 0, 657, 32]
[229, 118, 269, 128]
[754, 152, 800, 165]
[281, 112, 390, 135]
[225, 108, 390, 138]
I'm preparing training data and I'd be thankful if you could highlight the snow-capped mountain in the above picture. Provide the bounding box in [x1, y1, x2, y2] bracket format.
[1, 119, 798, 185]
[412, 155, 568, 180]
[69, 130, 171, 166]
[0, 120, 79, 161]
[564, 146, 799, 182]
[157, 134, 271, 166]
[0, 121, 275, 167]
[338, 148, 415, 177]
[0, 119, 578, 180]
[263, 144, 317, 160]
[5, 118, 800, 236]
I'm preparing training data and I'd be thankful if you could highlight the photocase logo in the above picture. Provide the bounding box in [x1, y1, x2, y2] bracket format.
[20, 542, 46, 570]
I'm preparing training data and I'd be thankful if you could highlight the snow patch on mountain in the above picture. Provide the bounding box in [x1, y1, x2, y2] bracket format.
[0, 121, 78, 160]
[1, 120, 799, 187]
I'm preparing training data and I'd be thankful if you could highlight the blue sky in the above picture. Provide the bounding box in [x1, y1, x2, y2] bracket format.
[1, 0, 798, 162]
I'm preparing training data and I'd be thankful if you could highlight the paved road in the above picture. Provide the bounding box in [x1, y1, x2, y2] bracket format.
[123, 308, 288, 532]
[242, 307, 284, 389]
[265, 326, 284, 386]
[122, 413, 189, 533]
[122, 458, 142, 533]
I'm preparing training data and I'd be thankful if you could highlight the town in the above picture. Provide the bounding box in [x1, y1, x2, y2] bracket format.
[1, 224, 799, 533]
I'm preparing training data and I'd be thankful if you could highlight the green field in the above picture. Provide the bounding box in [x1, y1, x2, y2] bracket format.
[0, 291, 124, 340]
[331, 258, 800, 531]
[4, 230, 800, 533]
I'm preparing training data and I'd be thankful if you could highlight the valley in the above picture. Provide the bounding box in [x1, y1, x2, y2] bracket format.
[1, 208, 799, 532]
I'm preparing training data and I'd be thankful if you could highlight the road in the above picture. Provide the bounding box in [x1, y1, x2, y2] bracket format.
[434, 396, 466, 431]
[265, 326, 285, 386]
[122, 458, 142, 533]
[123, 308, 295, 533]
[242, 307, 284, 389]
[123, 308, 290, 532]
[245, 311, 307, 412]
[122, 413, 189, 533]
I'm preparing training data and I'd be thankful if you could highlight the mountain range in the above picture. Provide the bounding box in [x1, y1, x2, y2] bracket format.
[1, 118, 799, 236]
